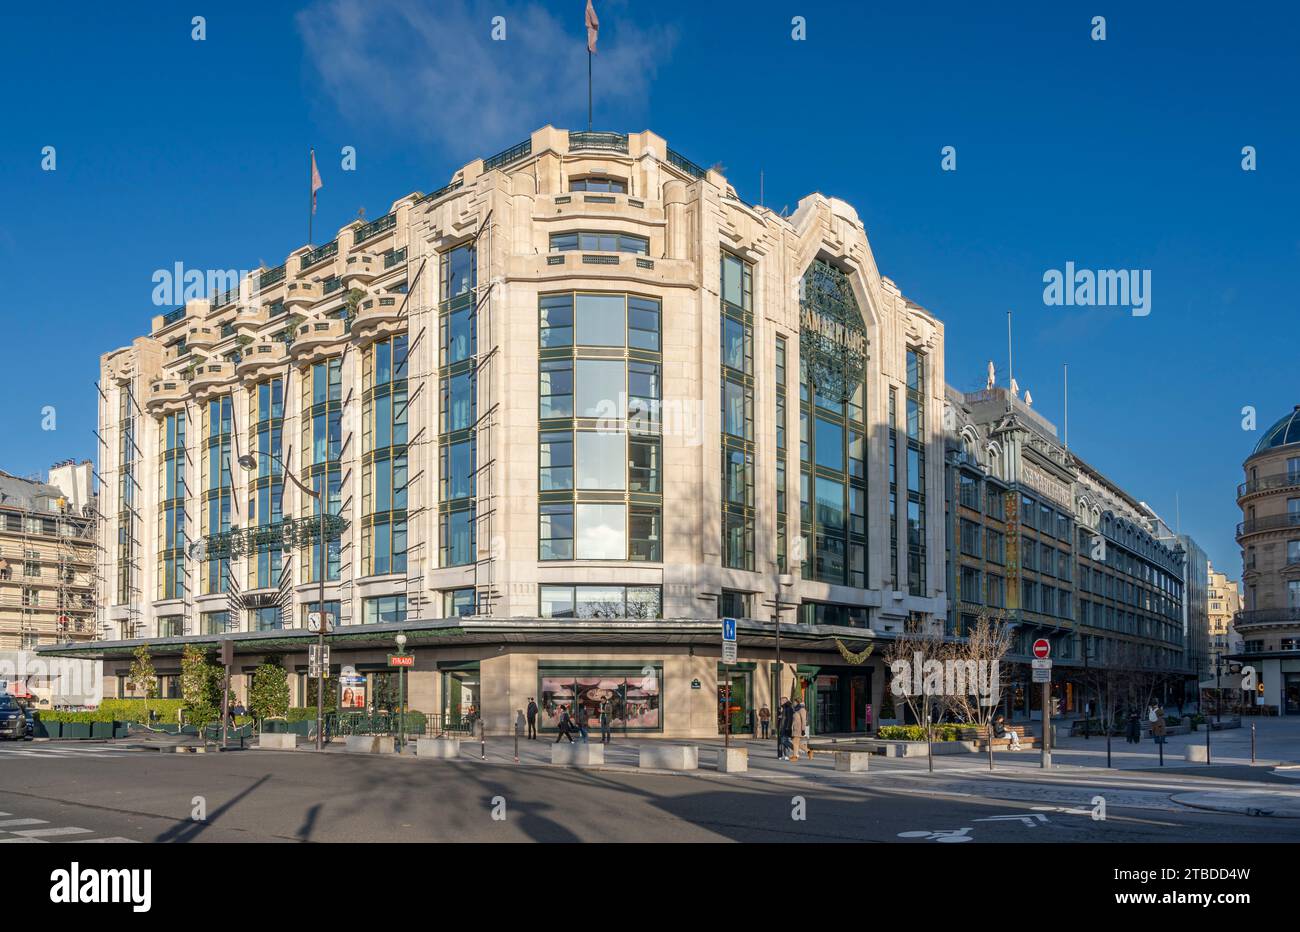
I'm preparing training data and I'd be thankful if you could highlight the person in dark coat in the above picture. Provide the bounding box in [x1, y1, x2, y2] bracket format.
[599, 702, 612, 744]
[1125, 710, 1141, 744]
[555, 706, 574, 743]
[526, 698, 538, 740]
[777, 697, 793, 760]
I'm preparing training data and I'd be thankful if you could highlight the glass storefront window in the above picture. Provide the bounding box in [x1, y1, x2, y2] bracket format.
[539, 665, 661, 732]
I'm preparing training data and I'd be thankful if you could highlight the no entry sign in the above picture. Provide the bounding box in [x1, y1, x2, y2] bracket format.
[1032, 638, 1051, 660]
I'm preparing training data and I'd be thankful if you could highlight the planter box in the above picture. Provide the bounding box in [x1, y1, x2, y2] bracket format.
[90, 722, 113, 740]
[113, 723, 129, 739]
[344, 735, 396, 754]
[639, 745, 698, 770]
[417, 737, 461, 759]
[552, 742, 605, 767]
[715, 747, 748, 773]
[876, 739, 978, 758]
[32, 719, 57, 739]
[62, 723, 91, 740]
[257, 733, 297, 750]
[835, 751, 870, 772]
[1185, 744, 1209, 763]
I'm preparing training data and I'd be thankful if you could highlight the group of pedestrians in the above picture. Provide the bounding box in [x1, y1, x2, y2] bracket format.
[772, 695, 809, 761]
[525, 697, 614, 744]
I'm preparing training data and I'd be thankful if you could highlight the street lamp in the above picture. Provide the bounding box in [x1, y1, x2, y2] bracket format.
[237, 450, 330, 751]
[395, 633, 408, 751]
[772, 573, 796, 735]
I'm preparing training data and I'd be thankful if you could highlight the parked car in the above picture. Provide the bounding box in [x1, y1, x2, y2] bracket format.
[0, 696, 31, 741]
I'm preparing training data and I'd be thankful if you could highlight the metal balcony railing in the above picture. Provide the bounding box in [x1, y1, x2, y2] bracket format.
[1237, 513, 1300, 536]
[259, 264, 286, 289]
[384, 246, 407, 269]
[1234, 608, 1300, 627]
[416, 179, 463, 206]
[666, 148, 706, 179]
[354, 213, 396, 244]
[301, 241, 338, 270]
[161, 306, 186, 326]
[483, 138, 532, 172]
[570, 131, 628, 153]
[1238, 472, 1300, 497]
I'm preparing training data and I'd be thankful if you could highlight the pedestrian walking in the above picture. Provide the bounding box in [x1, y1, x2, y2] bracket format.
[600, 702, 612, 744]
[555, 705, 574, 743]
[1151, 708, 1168, 746]
[777, 696, 793, 760]
[789, 697, 808, 761]
[526, 697, 538, 740]
[759, 704, 770, 739]
[1125, 709, 1141, 744]
[576, 709, 590, 743]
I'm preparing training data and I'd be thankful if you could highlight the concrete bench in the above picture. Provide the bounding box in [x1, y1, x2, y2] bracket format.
[344, 735, 396, 754]
[834, 750, 870, 772]
[416, 737, 461, 759]
[256, 732, 297, 750]
[551, 742, 604, 767]
[1185, 744, 1209, 763]
[715, 747, 748, 773]
[639, 744, 698, 771]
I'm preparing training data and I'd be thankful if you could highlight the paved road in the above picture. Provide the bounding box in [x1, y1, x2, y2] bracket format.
[2, 740, 1300, 842]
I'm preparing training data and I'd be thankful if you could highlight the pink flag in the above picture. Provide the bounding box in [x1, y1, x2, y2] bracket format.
[586, 0, 599, 53]
[311, 149, 323, 215]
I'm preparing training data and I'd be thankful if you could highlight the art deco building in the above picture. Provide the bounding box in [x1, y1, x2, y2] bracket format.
[1234, 406, 1300, 714]
[56, 126, 949, 737]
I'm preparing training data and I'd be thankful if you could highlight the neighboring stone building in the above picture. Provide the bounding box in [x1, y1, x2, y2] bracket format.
[944, 382, 1190, 716]
[1208, 563, 1243, 659]
[54, 126, 950, 738]
[1234, 406, 1300, 714]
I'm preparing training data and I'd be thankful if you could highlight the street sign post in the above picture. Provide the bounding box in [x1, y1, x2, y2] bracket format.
[721, 617, 737, 665]
[1031, 641, 1052, 769]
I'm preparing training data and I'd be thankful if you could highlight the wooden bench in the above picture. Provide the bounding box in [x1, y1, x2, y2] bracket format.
[961, 724, 1039, 749]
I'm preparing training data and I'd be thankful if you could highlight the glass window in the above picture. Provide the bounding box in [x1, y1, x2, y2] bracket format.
[575, 503, 626, 559]
[540, 294, 573, 348]
[540, 431, 574, 491]
[539, 360, 574, 419]
[574, 293, 627, 346]
[576, 431, 626, 490]
[575, 359, 624, 418]
[570, 177, 627, 193]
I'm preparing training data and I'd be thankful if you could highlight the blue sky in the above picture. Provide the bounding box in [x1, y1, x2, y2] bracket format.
[0, 0, 1295, 576]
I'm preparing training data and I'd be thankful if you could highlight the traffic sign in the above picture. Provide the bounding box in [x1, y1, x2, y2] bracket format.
[722, 618, 737, 642]
[309, 644, 330, 666]
[722, 641, 737, 664]
[1032, 661, 1052, 684]
[1032, 638, 1051, 660]
[1031, 658, 1052, 669]
[388, 654, 414, 667]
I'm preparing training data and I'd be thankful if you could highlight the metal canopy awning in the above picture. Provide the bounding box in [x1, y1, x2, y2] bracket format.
[36, 618, 892, 662]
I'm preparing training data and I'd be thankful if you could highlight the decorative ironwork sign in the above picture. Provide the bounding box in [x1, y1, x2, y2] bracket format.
[192, 515, 349, 561]
[799, 259, 867, 402]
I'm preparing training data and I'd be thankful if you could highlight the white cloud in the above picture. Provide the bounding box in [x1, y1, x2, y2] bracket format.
[297, 0, 677, 156]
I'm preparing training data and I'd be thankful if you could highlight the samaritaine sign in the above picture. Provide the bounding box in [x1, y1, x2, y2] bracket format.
[799, 259, 867, 401]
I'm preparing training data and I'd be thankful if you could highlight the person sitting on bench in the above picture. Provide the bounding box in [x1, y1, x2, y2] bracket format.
[992, 714, 1022, 750]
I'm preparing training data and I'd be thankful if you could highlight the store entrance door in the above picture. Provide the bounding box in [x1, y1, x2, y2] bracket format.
[717, 670, 751, 734]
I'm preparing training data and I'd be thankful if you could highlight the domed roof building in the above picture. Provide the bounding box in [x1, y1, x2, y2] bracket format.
[1251, 406, 1300, 457]
[1235, 405, 1300, 715]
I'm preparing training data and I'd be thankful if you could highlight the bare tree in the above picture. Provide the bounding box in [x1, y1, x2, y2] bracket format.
[945, 612, 1014, 771]
[881, 620, 950, 772]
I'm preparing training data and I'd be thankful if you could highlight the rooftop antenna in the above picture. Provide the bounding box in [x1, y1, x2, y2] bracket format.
[1006, 311, 1014, 411]
[760, 169, 764, 208]
[1064, 363, 1069, 449]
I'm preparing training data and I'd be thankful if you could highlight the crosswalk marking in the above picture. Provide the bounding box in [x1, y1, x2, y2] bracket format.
[0, 837, 44, 843]
[0, 818, 47, 828]
[12, 826, 94, 838]
[74, 837, 139, 843]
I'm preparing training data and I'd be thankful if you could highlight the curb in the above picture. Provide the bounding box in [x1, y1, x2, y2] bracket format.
[1172, 790, 1300, 819]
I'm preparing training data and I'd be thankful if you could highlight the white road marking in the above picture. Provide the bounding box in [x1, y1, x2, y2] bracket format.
[11, 826, 94, 838]
[74, 837, 139, 843]
[0, 818, 47, 828]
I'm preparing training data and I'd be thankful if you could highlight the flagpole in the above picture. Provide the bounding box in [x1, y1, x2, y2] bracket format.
[308, 148, 314, 246]
[588, 49, 593, 131]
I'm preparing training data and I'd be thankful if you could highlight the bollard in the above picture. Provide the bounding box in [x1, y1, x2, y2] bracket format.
[480, 720, 486, 760]
[1206, 719, 1211, 766]
[1251, 722, 1256, 764]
